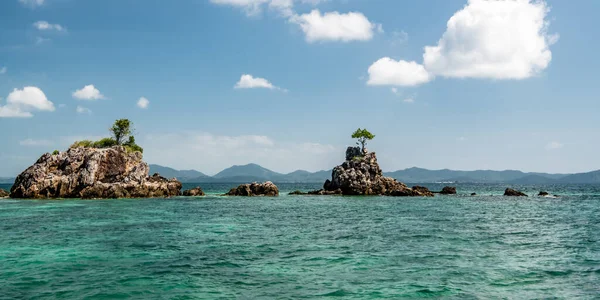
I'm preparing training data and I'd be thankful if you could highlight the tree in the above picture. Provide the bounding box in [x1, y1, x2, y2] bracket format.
[351, 128, 375, 153]
[110, 119, 132, 145]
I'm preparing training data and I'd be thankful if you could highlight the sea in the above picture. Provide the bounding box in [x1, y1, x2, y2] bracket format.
[1, 182, 599, 299]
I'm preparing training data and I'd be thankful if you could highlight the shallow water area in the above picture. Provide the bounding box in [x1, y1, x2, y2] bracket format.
[1, 183, 599, 299]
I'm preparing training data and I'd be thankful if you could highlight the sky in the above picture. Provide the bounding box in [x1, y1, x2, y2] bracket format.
[1, 0, 599, 176]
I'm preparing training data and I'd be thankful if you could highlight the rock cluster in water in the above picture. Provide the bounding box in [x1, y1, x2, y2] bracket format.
[310, 147, 433, 197]
[0, 189, 8, 198]
[183, 187, 205, 197]
[504, 188, 528, 197]
[10, 146, 182, 199]
[226, 182, 279, 197]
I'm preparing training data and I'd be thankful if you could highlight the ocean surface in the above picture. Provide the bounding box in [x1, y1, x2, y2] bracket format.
[1, 182, 599, 299]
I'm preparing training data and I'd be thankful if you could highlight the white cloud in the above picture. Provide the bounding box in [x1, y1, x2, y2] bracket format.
[72, 85, 105, 100]
[19, 139, 54, 147]
[389, 30, 409, 46]
[33, 21, 65, 32]
[367, 58, 432, 87]
[0, 86, 55, 118]
[546, 141, 563, 150]
[0, 67, 6, 74]
[19, 0, 44, 8]
[142, 131, 339, 174]
[137, 97, 150, 109]
[76, 106, 91, 114]
[403, 98, 415, 104]
[457, 137, 467, 141]
[235, 74, 286, 91]
[367, 0, 557, 87]
[290, 10, 380, 43]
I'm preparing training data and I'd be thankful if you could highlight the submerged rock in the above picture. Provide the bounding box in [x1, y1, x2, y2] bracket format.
[538, 191, 549, 197]
[0, 189, 8, 198]
[183, 187, 205, 197]
[10, 146, 182, 199]
[226, 181, 279, 197]
[440, 186, 457, 195]
[322, 147, 433, 197]
[504, 188, 528, 197]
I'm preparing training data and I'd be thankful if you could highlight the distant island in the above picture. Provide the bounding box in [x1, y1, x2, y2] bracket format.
[147, 164, 600, 184]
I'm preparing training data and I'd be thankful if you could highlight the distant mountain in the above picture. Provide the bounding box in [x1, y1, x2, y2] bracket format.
[214, 163, 282, 180]
[384, 167, 570, 183]
[558, 170, 600, 184]
[148, 164, 600, 184]
[149, 165, 210, 181]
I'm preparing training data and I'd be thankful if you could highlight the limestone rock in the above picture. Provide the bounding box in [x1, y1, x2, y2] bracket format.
[0, 189, 8, 198]
[440, 186, 457, 195]
[183, 187, 205, 197]
[322, 147, 433, 197]
[538, 191, 549, 197]
[504, 188, 528, 197]
[226, 181, 279, 197]
[10, 146, 182, 199]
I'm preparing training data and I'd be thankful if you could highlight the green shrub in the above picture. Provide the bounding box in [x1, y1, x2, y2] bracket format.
[92, 138, 117, 148]
[125, 144, 144, 154]
[70, 140, 94, 148]
[52, 150, 60, 155]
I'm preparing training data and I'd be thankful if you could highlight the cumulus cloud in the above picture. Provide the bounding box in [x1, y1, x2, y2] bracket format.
[290, 10, 380, 42]
[76, 106, 91, 114]
[33, 21, 66, 32]
[367, 0, 557, 87]
[235, 74, 286, 91]
[0, 86, 55, 118]
[142, 131, 338, 174]
[546, 141, 563, 150]
[137, 97, 150, 109]
[19, 0, 44, 8]
[367, 58, 432, 87]
[72, 85, 105, 100]
[19, 138, 54, 147]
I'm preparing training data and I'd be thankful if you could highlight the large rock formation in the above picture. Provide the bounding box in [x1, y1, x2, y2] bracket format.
[10, 146, 182, 199]
[504, 188, 528, 197]
[319, 147, 433, 197]
[226, 181, 279, 197]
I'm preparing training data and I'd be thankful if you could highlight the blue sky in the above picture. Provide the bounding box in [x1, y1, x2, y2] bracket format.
[1, 0, 599, 176]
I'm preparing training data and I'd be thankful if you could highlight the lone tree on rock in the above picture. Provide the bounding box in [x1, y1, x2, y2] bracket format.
[352, 128, 375, 153]
[110, 119, 132, 145]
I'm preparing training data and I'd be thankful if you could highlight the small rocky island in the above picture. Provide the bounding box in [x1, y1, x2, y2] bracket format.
[10, 119, 182, 199]
[303, 144, 433, 197]
[226, 182, 279, 197]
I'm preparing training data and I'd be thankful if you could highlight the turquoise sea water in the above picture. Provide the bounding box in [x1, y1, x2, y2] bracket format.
[1, 183, 599, 299]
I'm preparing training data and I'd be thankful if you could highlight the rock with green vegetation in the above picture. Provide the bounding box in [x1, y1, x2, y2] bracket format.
[321, 147, 433, 197]
[225, 182, 279, 197]
[10, 146, 181, 199]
